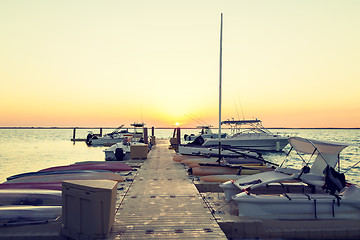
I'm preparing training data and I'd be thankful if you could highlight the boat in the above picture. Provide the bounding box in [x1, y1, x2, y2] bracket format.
[180, 156, 265, 166]
[0, 182, 63, 191]
[184, 119, 289, 152]
[38, 162, 132, 172]
[189, 163, 275, 176]
[183, 125, 227, 141]
[5, 171, 124, 183]
[7, 169, 112, 181]
[86, 123, 145, 146]
[0, 189, 62, 206]
[104, 140, 148, 161]
[228, 137, 360, 219]
[0, 205, 61, 225]
[178, 143, 263, 158]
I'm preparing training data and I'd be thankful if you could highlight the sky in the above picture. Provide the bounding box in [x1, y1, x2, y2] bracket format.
[0, 1, 359, 128]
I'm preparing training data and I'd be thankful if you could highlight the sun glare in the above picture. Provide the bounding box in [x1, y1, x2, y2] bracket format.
[175, 122, 180, 126]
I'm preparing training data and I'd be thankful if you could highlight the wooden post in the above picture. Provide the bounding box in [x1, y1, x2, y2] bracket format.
[100, 128, 103, 137]
[143, 127, 148, 144]
[176, 127, 181, 145]
[72, 128, 76, 142]
[151, 127, 155, 137]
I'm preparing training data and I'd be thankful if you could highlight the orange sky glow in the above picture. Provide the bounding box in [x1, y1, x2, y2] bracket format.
[1, 1, 359, 128]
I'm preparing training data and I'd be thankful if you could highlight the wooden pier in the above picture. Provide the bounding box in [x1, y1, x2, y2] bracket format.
[109, 139, 227, 239]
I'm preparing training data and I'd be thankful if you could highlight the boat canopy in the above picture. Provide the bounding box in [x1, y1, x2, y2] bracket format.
[289, 137, 350, 175]
[289, 137, 349, 155]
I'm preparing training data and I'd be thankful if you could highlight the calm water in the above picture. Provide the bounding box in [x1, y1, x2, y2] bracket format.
[0, 128, 359, 184]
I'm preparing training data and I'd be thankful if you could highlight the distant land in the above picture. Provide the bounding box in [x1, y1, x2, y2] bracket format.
[0, 127, 359, 130]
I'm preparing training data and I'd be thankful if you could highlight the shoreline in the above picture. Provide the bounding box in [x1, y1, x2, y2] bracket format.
[0, 127, 359, 130]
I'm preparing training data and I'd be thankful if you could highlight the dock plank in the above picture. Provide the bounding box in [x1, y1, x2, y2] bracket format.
[109, 140, 227, 239]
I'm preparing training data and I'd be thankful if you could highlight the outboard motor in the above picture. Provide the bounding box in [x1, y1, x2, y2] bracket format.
[323, 166, 346, 195]
[189, 136, 205, 146]
[115, 148, 125, 161]
[85, 133, 93, 146]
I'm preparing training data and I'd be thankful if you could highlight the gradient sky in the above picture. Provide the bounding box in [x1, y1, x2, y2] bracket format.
[1, 1, 359, 128]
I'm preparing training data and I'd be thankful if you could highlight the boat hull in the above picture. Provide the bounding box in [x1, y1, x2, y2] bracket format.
[0, 205, 62, 223]
[0, 189, 62, 206]
[190, 165, 271, 176]
[0, 182, 63, 191]
[178, 145, 261, 157]
[38, 162, 132, 172]
[233, 191, 360, 219]
[5, 172, 124, 183]
[202, 136, 289, 152]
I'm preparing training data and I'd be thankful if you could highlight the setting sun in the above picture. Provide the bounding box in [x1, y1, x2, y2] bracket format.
[175, 122, 180, 126]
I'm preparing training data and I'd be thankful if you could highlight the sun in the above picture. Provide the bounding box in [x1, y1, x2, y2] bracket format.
[175, 122, 180, 126]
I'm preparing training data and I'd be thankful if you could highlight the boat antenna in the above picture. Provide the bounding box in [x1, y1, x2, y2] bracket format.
[234, 98, 240, 120]
[217, 13, 223, 164]
[234, 97, 245, 120]
[185, 113, 208, 126]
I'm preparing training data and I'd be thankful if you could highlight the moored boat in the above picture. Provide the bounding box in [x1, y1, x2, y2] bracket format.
[0, 189, 62, 206]
[104, 141, 148, 161]
[228, 137, 360, 219]
[38, 162, 132, 172]
[86, 123, 145, 146]
[5, 172, 124, 183]
[184, 119, 289, 152]
[189, 164, 275, 176]
[0, 182, 63, 191]
[183, 125, 227, 141]
[7, 169, 112, 181]
[0, 205, 62, 224]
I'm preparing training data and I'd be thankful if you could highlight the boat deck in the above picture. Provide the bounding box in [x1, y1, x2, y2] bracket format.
[109, 140, 227, 239]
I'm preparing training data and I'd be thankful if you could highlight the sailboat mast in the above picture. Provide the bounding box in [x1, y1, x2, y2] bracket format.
[218, 13, 223, 159]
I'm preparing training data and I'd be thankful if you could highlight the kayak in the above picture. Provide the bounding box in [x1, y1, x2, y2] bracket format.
[173, 155, 205, 162]
[180, 158, 219, 165]
[38, 162, 132, 172]
[0, 189, 62, 206]
[5, 172, 124, 183]
[0, 182, 63, 191]
[190, 165, 273, 176]
[186, 162, 263, 168]
[180, 157, 265, 166]
[7, 170, 112, 181]
[200, 174, 244, 183]
[0, 205, 61, 224]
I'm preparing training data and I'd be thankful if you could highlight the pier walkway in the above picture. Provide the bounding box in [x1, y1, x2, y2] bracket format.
[109, 139, 227, 239]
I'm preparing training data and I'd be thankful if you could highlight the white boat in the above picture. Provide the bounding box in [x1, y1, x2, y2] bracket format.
[227, 137, 360, 219]
[86, 123, 145, 146]
[199, 119, 289, 152]
[0, 205, 61, 224]
[0, 189, 62, 206]
[184, 125, 227, 141]
[220, 136, 347, 201]
[104, 141, 148, 161]
[234, 185, 360, 220]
